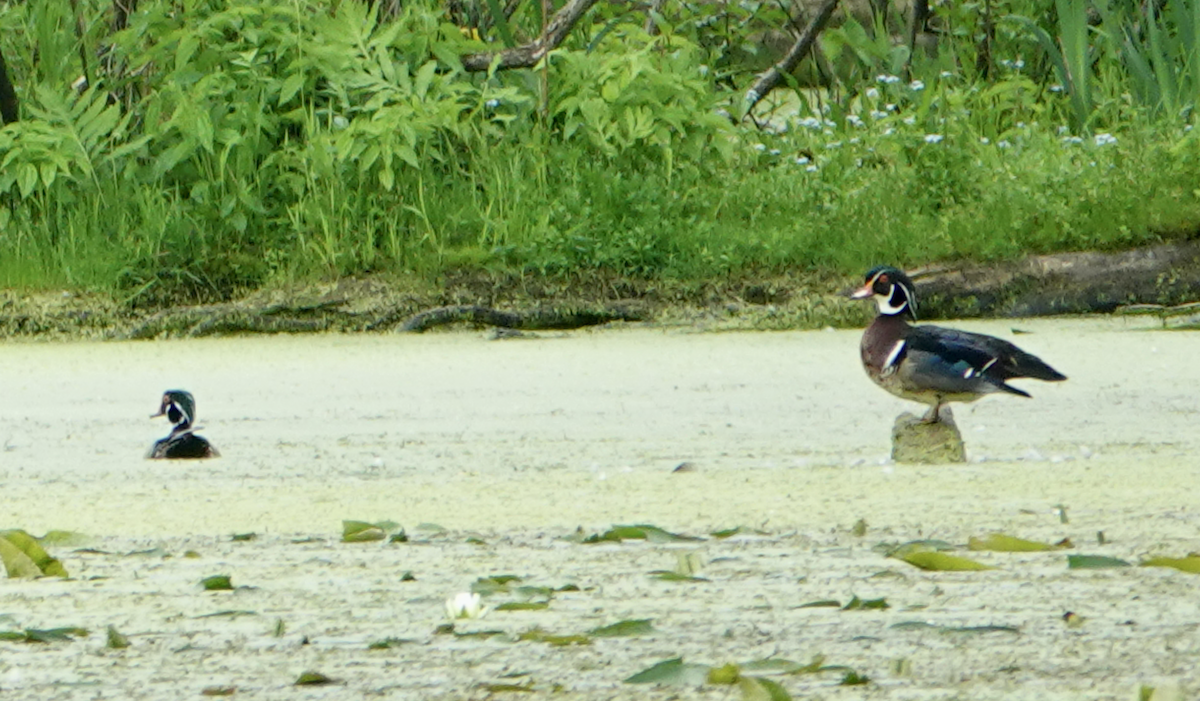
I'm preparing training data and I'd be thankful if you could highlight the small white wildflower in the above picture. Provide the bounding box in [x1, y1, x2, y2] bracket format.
[1094, 132, 1118, 146]
[699, 64, 709, 76]
[882, 127, 895, 136]
[1014, 59, 1025, 69]
[909, 80, 925, 91]
[903, 116, 916, 125]
[885, 103, 897, 112]
[332, 115, 349, 130]
[445, 592, 488, 620]
[795, 156, 810, 165]
[870, 110, 888, 120]
[825, 141, 843, 149]
[805, 164, 819, 172]
[1016, 121, 1026, 129]
[980, 137, 990, 144]
[824, 119, 837, 128]
[1061, 136, 1083, 145]
[866, 87, 880, 100]
[484, 99, 501, 108]
[1049, 84, 1064, 93]
[876, 74, 901, 84]
[753, 143, 767, 152]
[924, 133, 943, 143]
[1056, 125, 1069, 135]
[997, 139, 1012, 149]
[849, 137, 860, 144]
[846, 114, 864, 127]
[1187, 124, 1194, 132]
[939, 70, 954, 79]
[797, 117, 822, 130]
[768, 148, 781, 156]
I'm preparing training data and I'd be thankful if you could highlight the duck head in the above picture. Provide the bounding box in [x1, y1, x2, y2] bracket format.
[850, 265, 918, 320]
[151, 389, 196, 428]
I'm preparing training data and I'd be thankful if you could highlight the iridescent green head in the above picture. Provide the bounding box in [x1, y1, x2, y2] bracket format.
[151, 389, 196, 427]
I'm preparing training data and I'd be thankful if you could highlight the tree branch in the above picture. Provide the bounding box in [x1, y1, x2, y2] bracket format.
[742, 0, 840, 115]
[0, 46, 18, 124]
[461, 0, 599, 72]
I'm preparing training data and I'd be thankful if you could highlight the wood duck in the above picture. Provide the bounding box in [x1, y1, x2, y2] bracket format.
[148, 390, 219, 459]
[850, 266, 1066, 423]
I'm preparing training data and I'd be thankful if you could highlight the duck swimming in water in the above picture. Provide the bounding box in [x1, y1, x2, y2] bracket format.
[850, 266, 1067, 423]
[148, 389, 219, 459]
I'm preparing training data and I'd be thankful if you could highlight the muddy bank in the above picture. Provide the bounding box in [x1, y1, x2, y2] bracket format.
[1, 320, 1199, 699]
[5, 242, 1200, 340]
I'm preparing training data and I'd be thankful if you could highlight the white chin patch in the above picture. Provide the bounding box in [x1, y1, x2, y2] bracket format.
[876, 292, 908, 315]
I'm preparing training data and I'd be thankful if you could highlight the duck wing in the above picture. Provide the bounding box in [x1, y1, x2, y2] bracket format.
[907, 325, 1067, 384]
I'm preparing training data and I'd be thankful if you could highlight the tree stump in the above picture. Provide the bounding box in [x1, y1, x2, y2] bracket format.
[891, 408, 966, 464]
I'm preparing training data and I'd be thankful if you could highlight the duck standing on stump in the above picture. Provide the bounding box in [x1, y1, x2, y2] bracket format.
[850, 266, 1067, 423]
[148, 390, 220, 459]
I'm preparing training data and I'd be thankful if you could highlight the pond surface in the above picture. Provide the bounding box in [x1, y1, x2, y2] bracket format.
[0, 319, 1197, 699]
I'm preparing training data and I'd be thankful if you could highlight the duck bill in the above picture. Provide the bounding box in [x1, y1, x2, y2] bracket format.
[848, 283, 874, 300]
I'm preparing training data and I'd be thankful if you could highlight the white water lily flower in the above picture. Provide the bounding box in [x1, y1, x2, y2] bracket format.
[445, 592, 488, 619]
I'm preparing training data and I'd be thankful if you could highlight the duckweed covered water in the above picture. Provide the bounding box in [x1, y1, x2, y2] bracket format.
[0, 320, 1197, 699]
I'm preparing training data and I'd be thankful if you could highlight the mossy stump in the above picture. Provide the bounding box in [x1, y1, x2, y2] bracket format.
[892, 409, 967, 464]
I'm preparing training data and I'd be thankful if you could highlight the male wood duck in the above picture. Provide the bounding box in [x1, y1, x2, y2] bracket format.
[850, 266, 1066, 423]
[148, 389, 219, 459]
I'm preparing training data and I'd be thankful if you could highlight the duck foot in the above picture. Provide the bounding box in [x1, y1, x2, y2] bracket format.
[892, 408, 967, 464]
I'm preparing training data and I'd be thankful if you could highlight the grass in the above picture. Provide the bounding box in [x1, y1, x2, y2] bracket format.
[2, 0, 1200, 305]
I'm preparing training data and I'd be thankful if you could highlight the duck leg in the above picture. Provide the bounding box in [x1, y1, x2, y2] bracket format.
[921, 402, 943, 424]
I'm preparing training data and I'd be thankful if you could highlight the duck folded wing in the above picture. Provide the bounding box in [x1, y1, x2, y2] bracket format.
[906, 325, 1066, 383]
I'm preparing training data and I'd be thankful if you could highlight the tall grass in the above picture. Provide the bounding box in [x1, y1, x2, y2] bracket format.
[1, 0, 1200, 301]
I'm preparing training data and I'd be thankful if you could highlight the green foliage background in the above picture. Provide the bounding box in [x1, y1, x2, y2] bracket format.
[2, 0, 1200, 302]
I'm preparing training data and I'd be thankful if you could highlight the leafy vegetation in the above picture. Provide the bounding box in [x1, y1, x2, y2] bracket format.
[2, 0, 1200, 305]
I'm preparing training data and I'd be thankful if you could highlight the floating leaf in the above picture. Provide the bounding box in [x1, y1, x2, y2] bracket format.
[1140, 556, 1200, 574]
[294, 671, 334, 686]
[38, 530, 92, 546]
[842, 596, 889, 610]
[341, 521, 387, 543]
[478, 681, 535, 693]
[495, 602, 549, 611]
[1067, 554, 1131, 569]
[589, 619, 654, 637]
[193, 610, 257, 619]
[389, 531, 409, 543]
[0, 529, 68, 578]
[851, 519, 868, 537]
[840, 670, 870, 685]
[368, 637, 416, 649]
[516, 628, 590, 646]
[648, 571, 709, 582]
[798, 599, 841, 609]
[941, 625, 1021, 635]
[901, 552, 995, 571]
[740, 656, 824, 675]
[202, 575, 233, 591]
[472, 574, 523, 595]
[200, 687, 236, 696]
[24, 627, 89, 643]
[105, 625, 130, 649]
[968, 533, 1062, 552]
[583, 524, 702, 544]
[890, 620, 939, 630]
[706, 663, 741, 685]
[739, 676, 793, 700]
[624, 657, 711, 685]
[875, 539, 955, 558]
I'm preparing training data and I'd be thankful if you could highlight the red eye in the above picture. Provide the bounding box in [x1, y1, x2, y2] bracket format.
[879, 274, 889, 284]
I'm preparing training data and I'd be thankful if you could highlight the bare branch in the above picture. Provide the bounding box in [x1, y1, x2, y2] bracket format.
[0, 46, 18, 124]
[742, 0, 840, 116]
[461, 0, 599, 72]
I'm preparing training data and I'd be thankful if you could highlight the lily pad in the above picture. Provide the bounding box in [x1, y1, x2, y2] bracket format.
[1140, 556, 1200, 574]
[649, 571, 709, 582]
[368, 637, 416, 649]
[968, 533, 1063, 552]
[516, 628, 590, 646]
[0, 529, 68, 578]
[589, 619, 654, 637]
[798, 599, 841, 609]
[1067, 554, 1131, 569]
[478, 681, 535, 693]
[294, 671, 334, 686]
[231, 532, 256, 542]
[739, 675, 793, 700]
[840, 670, 870, 685]
[24, 627, 89, 643]
[584, 524, 702, 544]
[341, 521, 387, 542]
[875, 539, 955, 558]
[900, 551, 995, 571]
[624, 657, 712, 685]
[105, 625, 130, 649]
[495, 602, 549, 611]
[201, 575, 234, 591]
[472, 574, 523, 595]
[38, 530, 92, 547]
[740, 656, 825, 675]
[841, 596, 889, 610]
[200, 687, 237, 696]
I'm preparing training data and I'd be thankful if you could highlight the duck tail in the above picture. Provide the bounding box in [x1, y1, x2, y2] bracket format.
[1010, 352, 1067, 382]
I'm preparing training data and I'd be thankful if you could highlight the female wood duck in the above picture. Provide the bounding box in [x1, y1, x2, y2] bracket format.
[148, 390, 220, 459]
[850, 266, 1066, 423]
